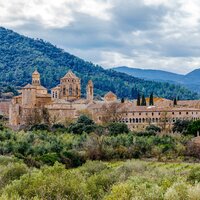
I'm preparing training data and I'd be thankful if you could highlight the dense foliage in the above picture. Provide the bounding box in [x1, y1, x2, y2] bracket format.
[1, 158, 200, 199]
[0, 27, 198, 99]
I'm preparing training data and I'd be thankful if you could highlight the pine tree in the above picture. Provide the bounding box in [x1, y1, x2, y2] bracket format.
[137, 93, 141, 106]
[141, 94, 146, 106]
[149, 92, 154, 106]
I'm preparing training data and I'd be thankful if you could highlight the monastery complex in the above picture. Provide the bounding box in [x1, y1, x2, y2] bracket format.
[9, 70, 200, 131]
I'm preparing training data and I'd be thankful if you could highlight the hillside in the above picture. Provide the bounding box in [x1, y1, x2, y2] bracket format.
[0, 27, 198, 100]
[113, 66, 200, 93]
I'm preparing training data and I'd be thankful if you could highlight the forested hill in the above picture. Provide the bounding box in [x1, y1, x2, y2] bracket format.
[0, 27, 198, 100]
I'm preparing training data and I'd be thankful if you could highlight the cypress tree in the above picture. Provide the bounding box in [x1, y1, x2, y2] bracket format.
[149, 92, 154, 106]
[173, 97, 177, 106]
[137, 93, 141, 106]
[141, 94, 146, 106]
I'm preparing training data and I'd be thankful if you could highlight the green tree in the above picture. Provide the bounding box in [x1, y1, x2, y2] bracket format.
[173, 97, 177, 106]
[137, 93, 141, 106]
[107, 122, 129, 135]
[187, 120, 200, 136]
[141, 94, 146, 106]
[149, 92, 154, 106]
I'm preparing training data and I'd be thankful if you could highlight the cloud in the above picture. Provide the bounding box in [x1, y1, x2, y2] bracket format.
[0, 0, 200, 74]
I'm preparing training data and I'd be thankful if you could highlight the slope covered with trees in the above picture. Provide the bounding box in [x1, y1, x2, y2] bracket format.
[0, 27, 198, 99]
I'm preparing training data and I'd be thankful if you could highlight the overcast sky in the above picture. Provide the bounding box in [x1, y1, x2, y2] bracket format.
[1, 0, 200, 74]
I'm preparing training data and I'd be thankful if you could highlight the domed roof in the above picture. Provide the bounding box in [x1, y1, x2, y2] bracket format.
[62, 70, 79, 80]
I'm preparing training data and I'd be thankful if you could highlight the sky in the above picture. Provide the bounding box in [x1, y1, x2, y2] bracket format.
[1, 0, 200, 74]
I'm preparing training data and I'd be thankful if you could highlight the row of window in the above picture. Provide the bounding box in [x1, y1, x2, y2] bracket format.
[127, 111, 199, 116]
[62, 79, 78, 83]
[120, 117, 200, 124]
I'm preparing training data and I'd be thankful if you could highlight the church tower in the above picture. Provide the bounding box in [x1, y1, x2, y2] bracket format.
[32, 70, 41, 86]
[86, 80, 94, 102]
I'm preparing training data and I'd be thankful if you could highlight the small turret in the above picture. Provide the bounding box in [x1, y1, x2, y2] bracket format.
[32, 69, 41, 86]
[86, 80, 94, 102]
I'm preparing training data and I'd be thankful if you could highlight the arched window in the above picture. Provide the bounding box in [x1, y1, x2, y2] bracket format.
[69, 85, 73, 96]
[76, 86, 79, 95]
[63, 87, 66, 96]
[129, 118, 132, 123]
[52, 91, 55, 98]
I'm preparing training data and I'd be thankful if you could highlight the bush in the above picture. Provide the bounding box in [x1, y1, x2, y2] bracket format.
[29, 124, 50, 131]
[107, 123, 129, 135]
[188, 167, 200, 183]
[60, 150, 86, 168]
[0, 163, 28, 188]
[51, 123, 66, 132]
[39, 153, 60, 165]
[146, 125, 161, 133]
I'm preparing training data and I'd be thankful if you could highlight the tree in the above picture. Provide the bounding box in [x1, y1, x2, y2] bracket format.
[172, 119, 190, 134]
[141, 94, 146, 106]
[187, 120, 200, 136]
[101, 102, 125, 124]
[149, 92, 154, 106]
[137, 93, 141, 106]
[173, 97, 177, 106]
[107, 122, 129, 135]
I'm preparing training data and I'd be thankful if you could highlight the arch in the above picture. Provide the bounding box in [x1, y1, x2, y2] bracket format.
[76, 86, 79, 96]
[63, 86, 66, 96]
[69, 85, 73, 96]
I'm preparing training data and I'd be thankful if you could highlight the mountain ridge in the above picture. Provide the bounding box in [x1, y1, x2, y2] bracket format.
[113, 66, 200, 93]
[0, 27, 198, 100]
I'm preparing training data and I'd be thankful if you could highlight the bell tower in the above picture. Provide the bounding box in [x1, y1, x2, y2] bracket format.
[86, 80, 93, 102]
[32, 69, 41, 86]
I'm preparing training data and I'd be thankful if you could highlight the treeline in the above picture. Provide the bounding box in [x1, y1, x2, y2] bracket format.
[1, 114, 200, 168]
[0, 27, 198, 100]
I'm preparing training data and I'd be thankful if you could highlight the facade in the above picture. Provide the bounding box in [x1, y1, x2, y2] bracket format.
[9, 69, 200, 131]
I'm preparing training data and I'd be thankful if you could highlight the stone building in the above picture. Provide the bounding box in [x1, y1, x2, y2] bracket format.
[9, 69, 200, 131]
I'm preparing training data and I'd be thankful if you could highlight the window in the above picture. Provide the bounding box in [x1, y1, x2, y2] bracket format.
[186, 112, 189, 115]
[139, 113, 141, 115]
[63, 87, 66, 96]
[76, 86, 79, 95]
[179, 112, 181, 115]
[69, 85, 72, 96]
[172, 112, 174, 115]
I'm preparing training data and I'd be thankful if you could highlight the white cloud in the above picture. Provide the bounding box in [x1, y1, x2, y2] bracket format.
[1, 0, 200, 74]
[0, 0, 112, 28]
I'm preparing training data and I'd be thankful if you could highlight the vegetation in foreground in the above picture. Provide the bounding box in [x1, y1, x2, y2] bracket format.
[0, 115, 200, 199]
[1, 158, 200, 199]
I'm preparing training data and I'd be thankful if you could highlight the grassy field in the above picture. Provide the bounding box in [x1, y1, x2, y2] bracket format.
[1, 156, 200, 199]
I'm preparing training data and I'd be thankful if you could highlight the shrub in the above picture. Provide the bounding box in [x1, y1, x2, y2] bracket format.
[146, 125, 161, 133]
[188, 167, 200, 183]
[29, 124, 50, 131]
[107, 123, 129, 135]
[60, 150, 86, 168]
[39, 153, 60, 165]
[0, 163, 28, 188]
